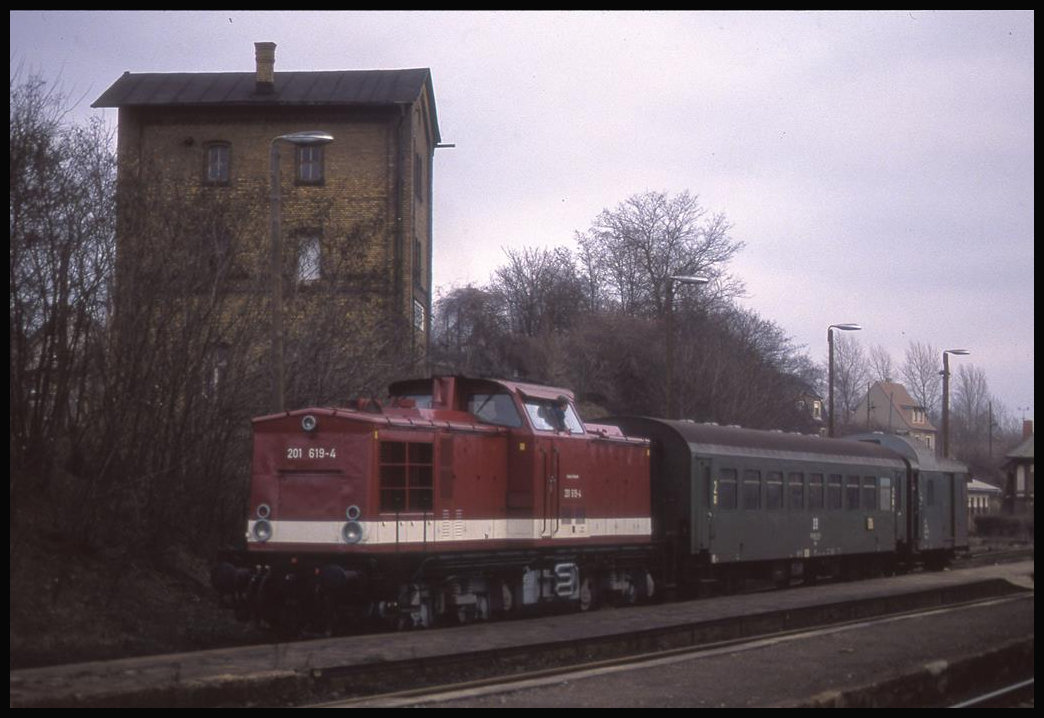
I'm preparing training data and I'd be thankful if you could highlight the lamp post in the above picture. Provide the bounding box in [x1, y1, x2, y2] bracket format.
[940, 348, 970, 458]
[827, 323, 862, 437]
[270, 131, 334, 413]
[665, 275, 709, 420]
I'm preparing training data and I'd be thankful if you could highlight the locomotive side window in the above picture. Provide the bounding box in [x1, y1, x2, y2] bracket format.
[718, 468, 738, 509]
[827, 474, 843, 510]
[467, 392, 523, 428]
[742, 469, 761, 510]
[379, 441, 434, 512]
[845, 476, 861, 510]
[766, 471, 783, 510]
[808, 473, 824, 509]
[787, 472, 805, 510]
[862, 476, 877, 510]
[523, 397, 585, 434]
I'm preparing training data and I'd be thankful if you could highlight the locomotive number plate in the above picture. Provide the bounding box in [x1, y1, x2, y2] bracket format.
[286, 447, 338, 459]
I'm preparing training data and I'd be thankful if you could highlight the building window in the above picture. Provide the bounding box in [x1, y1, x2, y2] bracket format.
[297, 236, 321, 283]
[413, 298, 426, 332]
[204, 143, 230, 185]
[414, 152, 424, 200]
[296, 145, 324, 184]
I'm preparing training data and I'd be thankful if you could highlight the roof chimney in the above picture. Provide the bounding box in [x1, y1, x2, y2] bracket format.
[255, 42, 276, 94]
[1024, 419, 1034, 438]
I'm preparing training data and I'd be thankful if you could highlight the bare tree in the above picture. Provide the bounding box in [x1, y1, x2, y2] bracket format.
[10, 74, 116, 504]
[575, 190, 744, 318]
[828, 333, 869, 429]
[490, 246, 585, 337]
[867, 344, 896, 384]
[901, 341, 942, 420]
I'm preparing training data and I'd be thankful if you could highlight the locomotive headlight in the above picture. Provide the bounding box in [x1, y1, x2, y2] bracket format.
[342, 520, 363, 544]
[253, 519, 273, 543]
[256, 503, 271, 519]
[346, 504, 361, 521]
[302, 414, 317, 432]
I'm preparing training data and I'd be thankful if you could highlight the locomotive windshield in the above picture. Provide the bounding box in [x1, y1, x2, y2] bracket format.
[467, 391, 524, 428]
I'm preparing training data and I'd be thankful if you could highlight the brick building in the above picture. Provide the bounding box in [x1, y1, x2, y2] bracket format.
[93, 42, 442, 403]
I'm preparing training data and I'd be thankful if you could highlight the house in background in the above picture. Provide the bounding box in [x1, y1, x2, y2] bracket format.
[92, 42, 442, 366]
[1002, 420, 1034, 514]
[847, 381, 937, 450]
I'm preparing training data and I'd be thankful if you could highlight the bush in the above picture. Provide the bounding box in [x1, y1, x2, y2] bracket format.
[973, 514, 1034, 539]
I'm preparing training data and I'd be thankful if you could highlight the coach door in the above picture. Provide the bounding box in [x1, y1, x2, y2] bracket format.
[907, 469, 922, 552]
[694, 458, 713, 553]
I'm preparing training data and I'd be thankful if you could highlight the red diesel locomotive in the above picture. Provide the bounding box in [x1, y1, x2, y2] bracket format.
[213, 374, 968, 635]
[213, 376, 655, 633]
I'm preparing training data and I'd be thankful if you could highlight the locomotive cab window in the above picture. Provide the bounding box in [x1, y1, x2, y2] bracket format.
[468, 391, 523, 428]
[523, 397, 585, 434]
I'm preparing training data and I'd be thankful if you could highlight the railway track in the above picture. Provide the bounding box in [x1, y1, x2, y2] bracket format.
[316, 592, 1034, 708]
[10, 558, 1032, 708]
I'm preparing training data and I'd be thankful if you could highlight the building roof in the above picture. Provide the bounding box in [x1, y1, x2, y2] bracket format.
[851, 380, 936, 434]
[92, 69, 440, 143]
[1005, 433, 1034, 460]
[968, 478, 1003, 494]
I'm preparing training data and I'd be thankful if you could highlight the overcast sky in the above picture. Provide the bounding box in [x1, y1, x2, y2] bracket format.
[10, 10, 1034, 421]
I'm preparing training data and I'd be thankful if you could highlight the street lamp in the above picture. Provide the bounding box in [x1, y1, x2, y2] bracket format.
[940, 348, 970, 458]
[270, 131, 334, 413]
[666, 275, 709, 420]
[827, 323, 862, 437]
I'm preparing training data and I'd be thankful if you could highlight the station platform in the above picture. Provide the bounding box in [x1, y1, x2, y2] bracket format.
[9, 559, 1034, 707]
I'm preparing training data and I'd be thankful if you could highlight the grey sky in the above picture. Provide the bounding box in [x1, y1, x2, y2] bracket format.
[10, 10, 1034, 420]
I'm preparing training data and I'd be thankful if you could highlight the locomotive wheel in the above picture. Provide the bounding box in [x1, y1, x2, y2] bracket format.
[578, 577, 596, 612]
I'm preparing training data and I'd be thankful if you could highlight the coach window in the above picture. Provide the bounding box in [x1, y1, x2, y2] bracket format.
[879, 477, 893, 511]
[787, 472, 805, 510]
[845, 476, 861, 510]
[862, 477, 878, 510]
[827, 474, 843, 510]
[766, 471, 783, 510]
[742, 469, 761, 510]
[925, 478, 935, 507]
[808, 473, 824, 510]
[718, 468, 738, 509]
